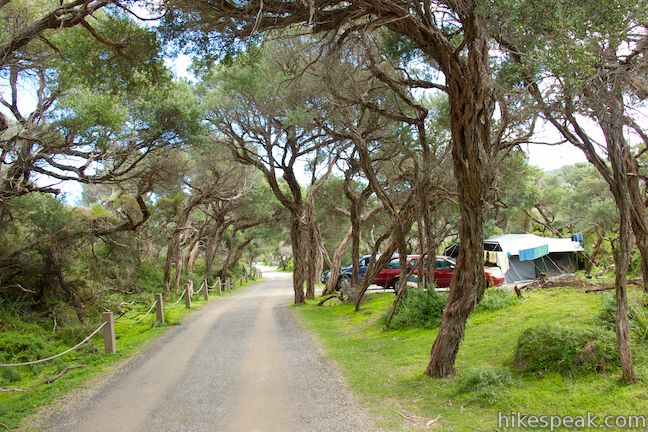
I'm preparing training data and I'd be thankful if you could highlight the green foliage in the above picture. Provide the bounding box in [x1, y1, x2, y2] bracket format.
[456, 366, 516, 406]
[492, 150, 541, 233]
[630, 303, 648, 342]
[0, 367, 21, 386]
[598, 293, 617, 330]
[390, 288, 447, 329]
[513, 324, 619, 375]
[476, 288, 518, 312]
[0, 332, 59, 364]
[297, 287, 648, 430]
[599, 293, 648, 342]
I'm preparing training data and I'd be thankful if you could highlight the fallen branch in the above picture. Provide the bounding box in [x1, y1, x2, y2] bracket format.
[110, 287, 135, 295]
[584, 285, 615, 293]
[317, 293, 345, 306]
[0, 387, 25, 392]
[0, 283, 35, 293]
[43, 365, 86, 384]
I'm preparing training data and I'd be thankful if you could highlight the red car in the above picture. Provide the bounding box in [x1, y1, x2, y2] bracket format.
[407, 255, 506, 288]
[372, 255, 418, 289]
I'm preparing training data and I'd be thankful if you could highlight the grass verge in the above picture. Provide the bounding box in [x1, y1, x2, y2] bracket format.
[0, 276, 257, 430]
[295, 287, 648, 431]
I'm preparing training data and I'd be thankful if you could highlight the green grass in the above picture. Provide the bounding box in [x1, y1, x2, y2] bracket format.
[0, 275, 257, 430]
[295, 287, 648, 431]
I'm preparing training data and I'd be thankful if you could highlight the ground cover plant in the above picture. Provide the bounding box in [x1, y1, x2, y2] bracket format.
[296, 287, 648, 430]
[0, 271, 253, 429]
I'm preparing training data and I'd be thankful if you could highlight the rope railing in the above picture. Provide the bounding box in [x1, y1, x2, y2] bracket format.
[115, 300, 158, 325]
[172, 288, 188, 305]
[0, 322, 107, 367]
[193, 282, 204, 296]
[1, 275, 259, 368]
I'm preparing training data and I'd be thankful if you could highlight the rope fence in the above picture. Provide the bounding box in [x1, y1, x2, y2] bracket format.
[172, 288, 188, 305]
[0, 270, 263, 369]
[115, 300, 158, 325]
[0, 322, 107, 367]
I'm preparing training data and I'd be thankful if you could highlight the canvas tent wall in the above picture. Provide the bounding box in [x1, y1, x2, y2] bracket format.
[444, 234, 583, 283]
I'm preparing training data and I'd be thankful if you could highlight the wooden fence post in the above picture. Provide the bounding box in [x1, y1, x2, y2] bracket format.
[184, 286, 192, 309]
[232, 276, 237, 291]
[225, 277, 230, 292]
[102, 312, 116, 354]
[217, 278, 221, 294]
[155, 293, 164, 325]
[203, 280, 209, 301]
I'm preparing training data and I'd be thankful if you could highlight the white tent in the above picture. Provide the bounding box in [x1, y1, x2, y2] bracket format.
[445, 234, 584, 283]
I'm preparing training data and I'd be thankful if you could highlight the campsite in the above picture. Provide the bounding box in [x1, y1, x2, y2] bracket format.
[1, 1, 647, 431]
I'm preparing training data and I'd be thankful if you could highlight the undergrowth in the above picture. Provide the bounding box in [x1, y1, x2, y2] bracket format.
[513, 324, 619, 375]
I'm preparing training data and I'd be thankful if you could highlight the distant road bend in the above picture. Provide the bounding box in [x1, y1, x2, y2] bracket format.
[34, 269, 379, 432]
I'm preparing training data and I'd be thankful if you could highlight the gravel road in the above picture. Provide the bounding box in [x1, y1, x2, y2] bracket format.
[32, 270, 380, 432]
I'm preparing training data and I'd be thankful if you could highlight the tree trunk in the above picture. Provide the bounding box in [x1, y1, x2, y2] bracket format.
[625, 155, 648, 292]
[163, 236, 180, 300]
[172, 257, 184, 295]
[204, 220, 229, 283]
[585, 231, 604, 273]
[353, 236, 399, 310]
[604, 106, 637, 383]
[290, 211, 306, 304]
[425, 43, 492, 377]
[163, 211, 195, 299]
[42, 247, 86, 324]
[185, 236, 202, 274]
[305, 195, 323, 299]
[385, 233, 410, 328]
[323, 227, 353, 295]
[417, 218, 426, 288]
[219, 237, 253, 279]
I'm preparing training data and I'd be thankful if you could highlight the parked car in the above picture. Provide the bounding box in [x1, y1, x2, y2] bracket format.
[408, 255, 506, 288]
[321, 254, 505, 291]
[321, 254, 410, 290]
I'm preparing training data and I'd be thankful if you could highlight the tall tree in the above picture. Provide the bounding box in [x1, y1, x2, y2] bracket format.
[490, 0, 647, 382]
[165, 0, 540, 375]
[202, 45, 338, 303]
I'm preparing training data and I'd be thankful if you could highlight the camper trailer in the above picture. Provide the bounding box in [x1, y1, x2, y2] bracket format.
[444, 234, 583, 284]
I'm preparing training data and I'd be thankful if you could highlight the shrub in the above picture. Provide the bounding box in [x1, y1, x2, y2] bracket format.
[599, 293, 648, 342]
[457, 366, 515, 393]
[598, 293, 617, 330]
[390, 288, 447, 329]
[0, 367, 21, 386]
[630, 303, 648, 342]
[456, 366, 516, 407]
[476, 288, 517, 312]
[0, 332, 59, 364]
[513, 324, 619, 375]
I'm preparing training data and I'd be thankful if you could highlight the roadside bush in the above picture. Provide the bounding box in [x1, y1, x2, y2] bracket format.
[390, 288, 447, 329]
[456, 366, 516, 406]
[598, 293, 617, 330]
[630, 304, 648, 342]
[0, 367, 21, 386]
[598, 293, 648, 342]
[476, 288, 517, 312]
[513, 324, 619, 375]
[0, 332, 59, 364]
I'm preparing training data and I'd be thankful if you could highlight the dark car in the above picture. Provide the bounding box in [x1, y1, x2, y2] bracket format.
[321, 255, 415, 290]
